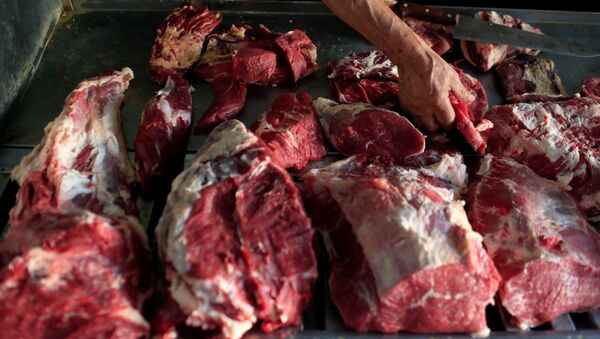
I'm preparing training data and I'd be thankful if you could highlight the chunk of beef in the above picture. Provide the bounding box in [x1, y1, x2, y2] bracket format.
[468, 156, 600, 328]
[495, 59, 570, 103]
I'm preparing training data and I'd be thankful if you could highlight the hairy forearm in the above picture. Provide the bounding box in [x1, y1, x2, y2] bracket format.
[322, 0, 430, 68]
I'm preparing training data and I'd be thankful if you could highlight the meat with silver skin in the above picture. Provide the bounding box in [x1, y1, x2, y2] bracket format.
[154, 120, 317, 339]
[468, 156, 600, 328]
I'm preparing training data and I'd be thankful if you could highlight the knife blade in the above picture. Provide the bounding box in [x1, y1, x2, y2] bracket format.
[393, 2, 600, 57]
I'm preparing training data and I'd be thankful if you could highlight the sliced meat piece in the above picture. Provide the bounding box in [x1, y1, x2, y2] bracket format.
[495, 59, 571, 103]
[582, 76, 600, 98]
[449, 67, 492, 154]
[468, 156, 600, 328]
[460, 11, 542, 71]
[232, 47, 277, 83]
[330, 77, 399, 108]
[135, 76, 192, 195]
[275, 29, 319, 82]
[11, 68, 139, 220]
[303, 156, 499, 335]
[194, 75, 247, 134]
[313, 98, 425, 162]
[328, 50, 398, 81]
[251, 92, 327, 170]
[485, 98, 600, 220]
[149, 6, 222, 84]
[154, 120, 317, 339]
[403, 17, 454, 55]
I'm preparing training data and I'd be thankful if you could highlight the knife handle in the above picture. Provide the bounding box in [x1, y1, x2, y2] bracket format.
[393, 2, 458, 26]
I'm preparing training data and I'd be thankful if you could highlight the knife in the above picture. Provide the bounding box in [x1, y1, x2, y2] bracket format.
[392, 2, 600, 57]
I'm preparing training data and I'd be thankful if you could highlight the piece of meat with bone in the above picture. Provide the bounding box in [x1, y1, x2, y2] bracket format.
[1, 68, 152, 338]
[327, 50, 400, 108]
[313, 97, 425, 162]
[495, 59, 571, 103]
[135, 76, 193, 195]
[251, 92, 327, 170]
[232, 47, 277, 83]
[154, 120, 317, 339]
[402, 17, 454, 55]
[460, 11, 542, 71]
[485, 97, 600, 220]
[468, 156, 600, 328]
[11, 68, 139, 220]
[194, 74, 248, 134]
[303, 155, 499, 335]
[582, 76, 600, 98]
[149, 6, 222, 84]
[451, 66, 492, 154]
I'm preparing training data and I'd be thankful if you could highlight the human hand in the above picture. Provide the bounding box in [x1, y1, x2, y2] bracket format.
[396, 47, 474, 132]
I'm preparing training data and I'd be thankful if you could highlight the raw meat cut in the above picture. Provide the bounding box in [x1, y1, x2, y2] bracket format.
[451, 67, 492, 154]
[11, 68, 139, 220]
[460, 11, 542, 71]
[275, 29, 319, 82]
[194, 75, 248, 134]
[1, 68, 152, 338]
[154, 120, 317, 339]
[313, 98, 425, 161]
[193, 24, 317, 133]
[303, 155, 499, 335]
[468, 156, 600, 328]
[0, 214, 150, 339]
[135, 75, 193, 195]
[402, 17, 454, 55]
[251, 92, 327, 170]
[232, 47, 277, 83]
[327, 50, 399, 107]
[149, 6, 221, 84]
[485, 98, 600, 220]
[328, 50, 398, 81]
[495, 59, 570, 103]
[582, 76, 600, 98]
[330, 77, 400, 108]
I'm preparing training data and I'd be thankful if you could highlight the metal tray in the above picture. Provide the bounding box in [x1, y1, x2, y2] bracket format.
[1, 1, 599, 337]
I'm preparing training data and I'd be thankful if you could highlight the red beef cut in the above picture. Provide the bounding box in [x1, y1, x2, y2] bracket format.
[460, 11, 542, 71]
[450, 67, 492, 154]
[313, 98, 425, 162]
[582, 76, 600, 98]
[275, 29, 319, 82]
[149, 6, 222, 84]
[251, 92, 327, 170]
[135, 76, 193, 195]
[403, 17, 454, 55]
[232, 47, 278, 83]
[1, 68, 152, 338]
[327, 50, 400, 107]
[154, 120, 317, 339]
[495, 59, 570, 103]
[330, 77, 400, 108]
[303, 156, 499, 335]
[485, 98, 600, 220]
[11, 68, 139, 220]
[468, 156, 600, 328]
[193, 24, 317, 134]
[194, 75, 248, 134]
